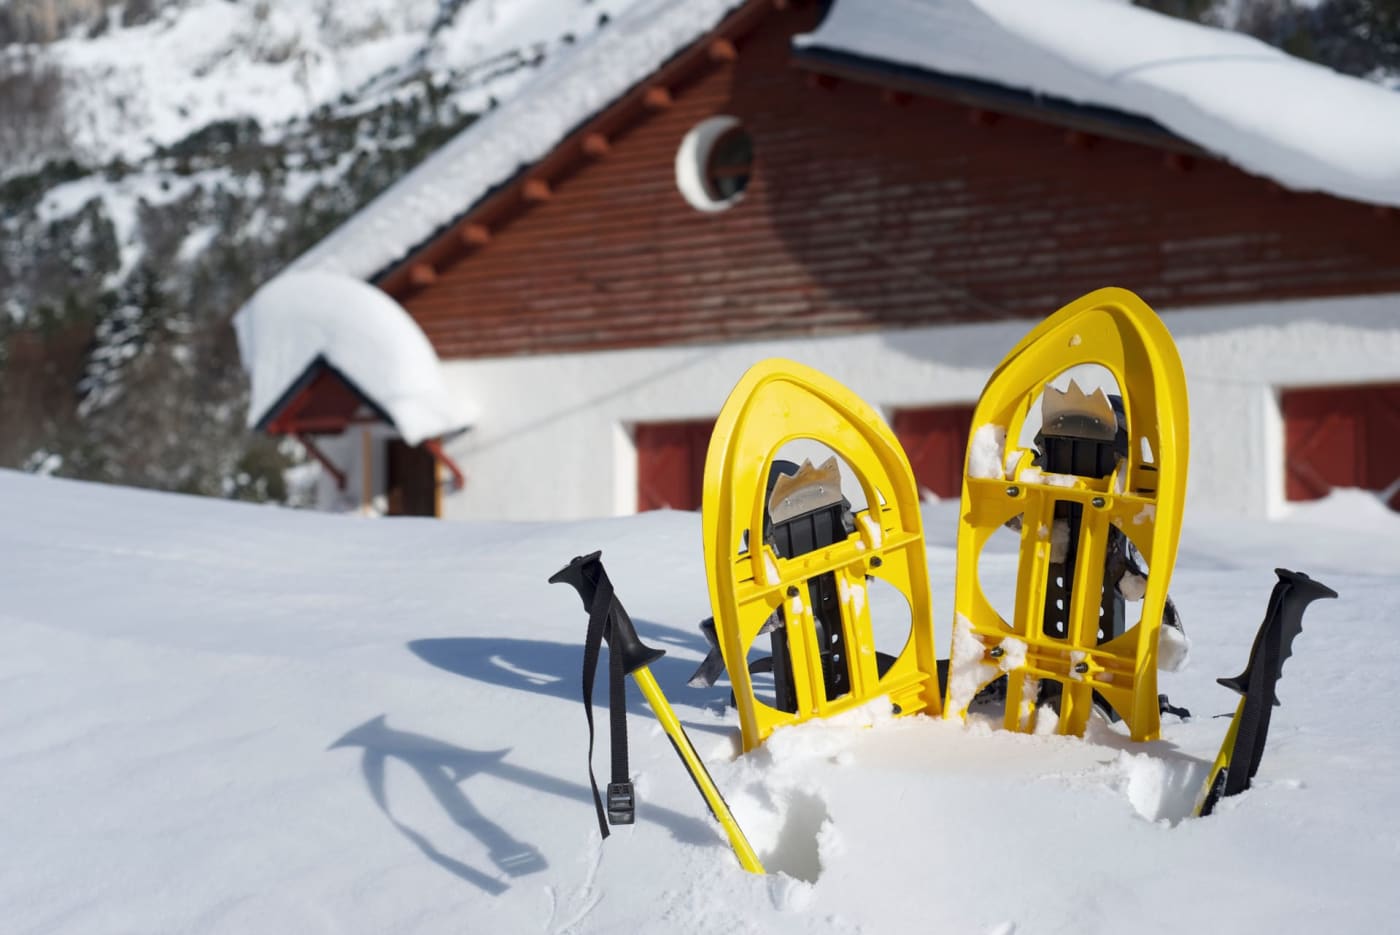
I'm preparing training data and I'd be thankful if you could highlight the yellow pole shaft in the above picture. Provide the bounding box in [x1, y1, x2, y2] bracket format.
[630, 667, 765, 874]
[1194, 695, 1247, 816]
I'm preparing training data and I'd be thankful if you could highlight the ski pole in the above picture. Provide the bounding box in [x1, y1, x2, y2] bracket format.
[551, 551, 765, 874]
[1195, 568, 1337, 816]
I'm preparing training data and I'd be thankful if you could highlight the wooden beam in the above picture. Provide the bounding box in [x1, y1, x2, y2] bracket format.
[522, 178, 552, 202]
[360, 428, 374, 514]
[881, 89, 913, 107]
[1375, 205, 1395, 221]
[708, 38, 738, 63]
[459, 223, 491, 247]
[806, 72, 838, 91]
[294, 433, 347, 491]
[967, 108, 1001, 128]
[408, 263, 437, 286]
[582, 132, 610, 157]
[643, 86, 673, 110]
[424, 438, 466, 491]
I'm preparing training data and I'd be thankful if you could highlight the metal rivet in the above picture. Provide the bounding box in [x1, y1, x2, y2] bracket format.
[870, 556, 883, 568]
[989, 646, 1005, 658]
[786, 586, 799, 598]
[1074, 661, 1090, 674]
[1006, 485, 1020, 497]
[1091, 496, 1106, 508]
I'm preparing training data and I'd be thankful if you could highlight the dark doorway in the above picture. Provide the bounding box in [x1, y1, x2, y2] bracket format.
[387, 440, 439, 517]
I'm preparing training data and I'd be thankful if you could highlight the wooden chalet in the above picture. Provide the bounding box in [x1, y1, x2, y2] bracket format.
[267, 0, 1400, 519]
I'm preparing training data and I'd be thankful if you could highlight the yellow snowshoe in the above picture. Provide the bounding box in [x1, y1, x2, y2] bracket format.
[946, 288, 1189, 742]
[702, 358, 942, 753]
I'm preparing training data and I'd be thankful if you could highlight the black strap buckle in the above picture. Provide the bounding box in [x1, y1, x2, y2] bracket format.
[606, 781, 636, 825]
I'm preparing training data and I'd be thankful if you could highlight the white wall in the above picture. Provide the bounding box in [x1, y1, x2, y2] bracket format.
[436, 292, 1400, 522]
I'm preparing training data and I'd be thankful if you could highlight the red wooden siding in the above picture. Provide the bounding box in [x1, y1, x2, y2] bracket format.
[392, 5, 1400, 361]
[1282, 383, 1400, 509]
[636, 420, 716, 511]
[893, 405, 977, 500]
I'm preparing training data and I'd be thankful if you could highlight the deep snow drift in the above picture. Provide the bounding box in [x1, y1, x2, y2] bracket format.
[2, 470, 1398, 933]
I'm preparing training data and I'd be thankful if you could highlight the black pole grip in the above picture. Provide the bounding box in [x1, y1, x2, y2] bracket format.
[1216, 567, 1337, 799]
[550, 551, 666, 675]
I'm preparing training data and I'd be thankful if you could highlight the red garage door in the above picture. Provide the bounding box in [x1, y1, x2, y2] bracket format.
[1282, 383, 1400, 510]
[893, 404, 977, 500]
[636, 420, 716, 512]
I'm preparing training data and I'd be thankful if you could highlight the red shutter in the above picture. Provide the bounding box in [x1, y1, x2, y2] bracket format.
[636, 420, 716, 512]
[1282, 383, 1400, 510]
[892, 405, 977, 500]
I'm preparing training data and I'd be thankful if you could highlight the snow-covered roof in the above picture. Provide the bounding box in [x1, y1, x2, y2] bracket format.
[292, 0, 747, 281]
[234, 271, 472, 445]
[795, 0, 1400, 208]
[291, 0, 1400, 285]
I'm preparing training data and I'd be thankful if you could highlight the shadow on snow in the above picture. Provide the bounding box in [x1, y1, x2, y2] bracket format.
[330, 715, 723, 894]
[406, 630, 734, 737]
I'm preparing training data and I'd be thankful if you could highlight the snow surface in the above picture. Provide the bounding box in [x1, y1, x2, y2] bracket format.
[796, 0, 1400, 208]
[5, 471, 1399, 932]
[234, 271, 471, 445]
[292, 0, 745, 280]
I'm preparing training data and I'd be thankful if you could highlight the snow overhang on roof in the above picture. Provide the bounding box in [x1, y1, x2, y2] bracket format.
[794, 0, 1400, 209]
[234, 271, 473, 446]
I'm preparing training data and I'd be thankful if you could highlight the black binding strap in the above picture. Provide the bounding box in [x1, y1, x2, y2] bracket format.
[579, 565, 634, 839]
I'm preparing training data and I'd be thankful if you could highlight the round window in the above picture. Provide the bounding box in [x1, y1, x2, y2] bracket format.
[675, 116, 753, 212]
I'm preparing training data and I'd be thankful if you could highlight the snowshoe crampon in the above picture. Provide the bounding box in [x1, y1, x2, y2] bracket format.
[947, 288, 1189, 741]
[702, 358, 942, 754]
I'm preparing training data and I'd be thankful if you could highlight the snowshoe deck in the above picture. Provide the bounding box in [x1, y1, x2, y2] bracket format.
[947, 288, 1189, 741]
[703, 359, 942, 753]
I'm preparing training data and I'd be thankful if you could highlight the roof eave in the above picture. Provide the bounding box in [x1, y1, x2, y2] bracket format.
[789, 44, 1204, 156]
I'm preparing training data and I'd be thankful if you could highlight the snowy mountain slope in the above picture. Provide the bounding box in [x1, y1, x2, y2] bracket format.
[20, 0, 632, 174]
[2, 469, 1398, 933]
[0, 0, 636, 496]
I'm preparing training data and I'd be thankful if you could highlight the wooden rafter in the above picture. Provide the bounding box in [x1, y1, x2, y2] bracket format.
[459, 223, 491, 247]
[582, 132, 611, 157]
[643, 86, 673, 110]
[708, 38, 738, 63]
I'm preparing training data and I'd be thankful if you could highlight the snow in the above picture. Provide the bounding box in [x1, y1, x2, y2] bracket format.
[36, 167, 239, 284]
[1016, 465, 1080, 488]
[233, 271, 472, 445]
[856, 512, 883, 548]
[293, 0, 746, 280]
[4, 470, 1400, 933]
[967, 424, 1007, 480]
[36, 0, 634, 173]
[795, 0, 1400, 208]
